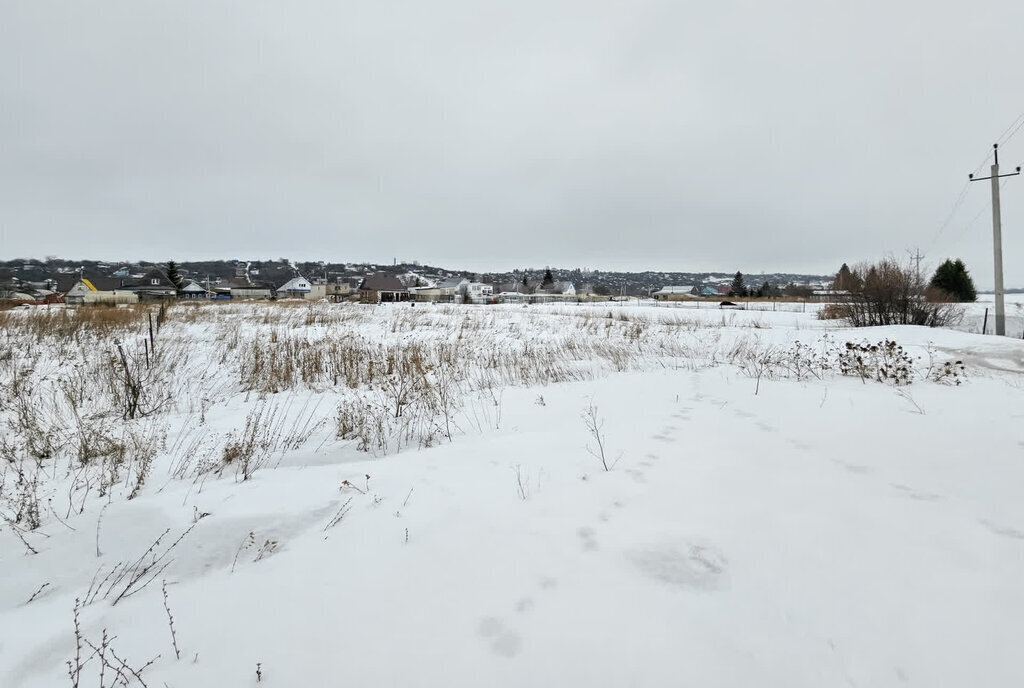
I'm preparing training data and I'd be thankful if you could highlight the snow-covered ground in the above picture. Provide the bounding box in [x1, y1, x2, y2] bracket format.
[1, 301, 1022, 687]
[959, 292, 1024, 338]
[630, 292, 1024, 338]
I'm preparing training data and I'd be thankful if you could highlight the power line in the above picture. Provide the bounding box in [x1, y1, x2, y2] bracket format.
[943, 177, 1012, 252]
[929, 183, 971, 249]
[928, 110, 1024, 250]
[930, 144, 997, 251]
[1000, 114, 1024, 148]
[995, 108, 1024, 145]
[950, 199, 991, 248]
[974, 149, 994, 175]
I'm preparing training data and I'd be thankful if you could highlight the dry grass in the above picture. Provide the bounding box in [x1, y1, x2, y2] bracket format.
[817, 304, 847, 320]
[0, 300, 970, 540]
[0, 305, 149, 340]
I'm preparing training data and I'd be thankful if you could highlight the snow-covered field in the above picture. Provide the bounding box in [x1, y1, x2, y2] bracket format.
[1, 301, 1023, 687]
[635, 292, 1024, 339]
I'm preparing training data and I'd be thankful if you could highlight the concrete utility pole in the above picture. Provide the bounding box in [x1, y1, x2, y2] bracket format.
[907, 247, 925, 293]
[969, 143, 1021, 336]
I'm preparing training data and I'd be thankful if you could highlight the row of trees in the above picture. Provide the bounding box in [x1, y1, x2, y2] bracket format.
[724, 258, 975, 329]
[833, 259, 976, 302]
[825, 257, 975, 327]
[728, 272, 813, 298]
[514, 268, 560, 293]
[728, 272, 781, 298]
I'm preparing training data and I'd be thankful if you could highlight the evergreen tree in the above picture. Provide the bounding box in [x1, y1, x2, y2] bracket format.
[166, 260, 184, 290]
[542, 268, 554, 289]
[929, 259, 977, 302]
[833, 263, 860, 291]
[729, 271, 747, 297]
[521, 274, 529, 290]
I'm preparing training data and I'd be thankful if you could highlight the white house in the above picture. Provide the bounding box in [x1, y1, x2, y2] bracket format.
[531, 281, 577, 303]
[462, 282, 494, 304]
[64, 278, 138, 305]
[180, 281, 213, 300]
[652, 286, 698, 301]
[497, 291, 529, 304]
[277, 276, 313, 299]
[437, 277, 469, 302]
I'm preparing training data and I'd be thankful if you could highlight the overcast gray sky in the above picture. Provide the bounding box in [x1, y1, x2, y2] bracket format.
[2, 1, 1023, 284]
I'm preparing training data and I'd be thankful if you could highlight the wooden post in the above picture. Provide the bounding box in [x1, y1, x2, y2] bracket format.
[982, 307, 988, 335]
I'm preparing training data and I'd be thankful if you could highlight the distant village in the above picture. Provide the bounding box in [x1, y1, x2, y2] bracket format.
[0, 258, 836, 306]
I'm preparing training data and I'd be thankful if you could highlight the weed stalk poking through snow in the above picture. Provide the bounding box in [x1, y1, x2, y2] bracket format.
[582, 400, 618, 471]
[25, 581, 51, 604]
[513, 464, 530, 500]
[324, 498, 354, 533]
[162, 579, 181, 660]
[231, 531, 256, 573]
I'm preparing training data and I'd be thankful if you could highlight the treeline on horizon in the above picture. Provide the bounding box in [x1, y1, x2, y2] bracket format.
[0, 256, 832, 286]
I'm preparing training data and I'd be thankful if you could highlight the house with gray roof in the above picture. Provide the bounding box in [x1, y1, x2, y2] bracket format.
[122, 268, 178, 300]
[652, 285, 699, 301]
[62, 275, 138, 305]
[358, 273, 409, 303]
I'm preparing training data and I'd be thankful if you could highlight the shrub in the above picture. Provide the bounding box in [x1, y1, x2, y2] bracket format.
[816, 304, 846, 320]
[832, 259, 962, 328]
[837, 340, 914, 385]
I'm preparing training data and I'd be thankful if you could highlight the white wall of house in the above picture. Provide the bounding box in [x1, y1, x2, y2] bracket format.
[86, 291, 138, 305]
[68, 291, 138, 305]
[497, 292, 529, 304]
[305, 285, 327, 300]
[65, 280, 139, 305]
[463, 283, 494, 303]
[410, 287, 442, 302]
[231, 287, 272, 300]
